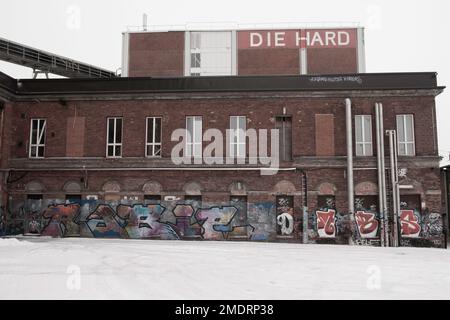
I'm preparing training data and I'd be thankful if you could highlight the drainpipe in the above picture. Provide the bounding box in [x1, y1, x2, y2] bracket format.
[346, 98, 354, 214]
[444, 168, 449, 247]
[378, 103, 389, 246]
[387, 130, 400, 247]
[375, 103, 384, 246]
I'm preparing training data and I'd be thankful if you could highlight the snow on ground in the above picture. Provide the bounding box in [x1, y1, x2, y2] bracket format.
[0, 237, 449, 299]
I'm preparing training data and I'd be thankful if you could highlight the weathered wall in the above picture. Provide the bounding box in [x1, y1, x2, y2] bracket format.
[3, 198, 445, 248]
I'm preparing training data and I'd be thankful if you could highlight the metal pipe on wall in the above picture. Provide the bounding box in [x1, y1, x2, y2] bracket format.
[387, 130, 400, 247]
[345, 98, 354, 214]
[375, 102, 389, 247]
[375, 103, 385, 247]
[379, 103, 389, 246]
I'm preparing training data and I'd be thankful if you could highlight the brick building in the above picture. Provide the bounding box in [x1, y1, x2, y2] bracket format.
[0, 27, 446, 247]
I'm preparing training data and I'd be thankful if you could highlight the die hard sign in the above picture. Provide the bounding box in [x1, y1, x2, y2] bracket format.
[238, 29, 358, 49]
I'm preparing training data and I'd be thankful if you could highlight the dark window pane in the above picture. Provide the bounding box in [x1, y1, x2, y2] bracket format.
[108, 119, 114, 143]
[154, 145, 161, 156]
[115, 119, 122, 143]
[115, 145, 121, 157]
[154, 118, 161, 143]
[66, 194, 82, 202]
[107, 145, 114, 156]
[37, 146, 44, 157]
[27, 194, 43, 200]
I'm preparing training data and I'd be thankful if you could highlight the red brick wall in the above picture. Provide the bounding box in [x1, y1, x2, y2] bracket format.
[307, 48, 358, 74]
[315, 114, 335, 156]
[128, 32, 185, 77]
[6, 96, 438, 160]
[238, 49, 300, 75]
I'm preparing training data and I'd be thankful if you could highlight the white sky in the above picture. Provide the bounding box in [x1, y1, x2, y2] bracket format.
[0, 0, 449, 166]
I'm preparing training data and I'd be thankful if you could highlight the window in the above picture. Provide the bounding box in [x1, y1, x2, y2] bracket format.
[29, 119, 46, 158]
[188, 31, 233, 76]
[276, 195, 294, 236]
[186, 116, 202, 158]
[355, 115, 373, 156]
[396, 115, 415, 156]
[190, 53, 201, 69]
[27, 194, 43, 200]
[66, 194, 82, 202]
[146, 117, 162, 157]
[184, 195, 202, 207]
[106, 117, 122, 157]
[230, 196, 248, 238]
[230, 116, 246, 158]
[276, 116, 292, 161]
[144, 195, 161, 204]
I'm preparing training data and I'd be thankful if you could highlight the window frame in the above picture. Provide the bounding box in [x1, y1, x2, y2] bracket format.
[396, 114, 416, 156]
[229, 116, 246, 159]
[29, 118, 46, 159]
[185, 116, 202, 158]
[106, 117, 123, 158]
[145, 117, 162, 157]
[355, 115, 373, 157]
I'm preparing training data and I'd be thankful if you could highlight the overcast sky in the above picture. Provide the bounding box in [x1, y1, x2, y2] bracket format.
[1, 0, 449, 166]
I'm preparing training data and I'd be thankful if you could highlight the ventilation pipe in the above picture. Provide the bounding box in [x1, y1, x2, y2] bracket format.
[345, 98, 354, 214]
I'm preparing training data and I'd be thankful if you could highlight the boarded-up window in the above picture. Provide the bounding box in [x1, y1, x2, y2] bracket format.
[315, 114, 335, 156]
[66, 117, 85, 157]
[317, 195, 336, 210]
[276, 195, 294, 236]
[230, 196, 248, 238]
[275, 116, 292, 161]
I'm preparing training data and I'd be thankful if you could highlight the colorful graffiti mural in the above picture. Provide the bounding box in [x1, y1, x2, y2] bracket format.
[355, 211, 379, 239]
[399, 210, 421, 238]
[275, 196, 294, 236]
[2, 198, 445, 248]
[316, 209, 337, 238]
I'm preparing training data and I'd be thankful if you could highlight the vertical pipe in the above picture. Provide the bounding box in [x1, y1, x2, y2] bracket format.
[379, 103, 389, 246]
[444, 169, 449, 247]
[388, 130, 400, 247]
[302, 170, 309, 244]
[346, 98, 354, 214]
[375, 103, 385, 247]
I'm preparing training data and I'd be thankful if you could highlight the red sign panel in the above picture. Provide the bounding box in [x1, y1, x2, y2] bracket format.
[238, 29, 357, 49]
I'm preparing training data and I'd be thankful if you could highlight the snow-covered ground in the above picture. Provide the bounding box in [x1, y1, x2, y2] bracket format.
[0, 237, 449, 299]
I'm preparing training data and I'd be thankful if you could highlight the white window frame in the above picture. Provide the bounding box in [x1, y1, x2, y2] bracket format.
[230, 116, 246, 158]
[146, 117, 162, 157]
[396, 114, 416, 156]
[355, 115, 373, 156]
[186, 116, 202, 158]
[106, 117, 123, 158]
[29, 118, 46, 158]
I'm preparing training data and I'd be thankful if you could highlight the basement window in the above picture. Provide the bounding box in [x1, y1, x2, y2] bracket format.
[106, 117, 122, 158]
[29, 119, 46, 158]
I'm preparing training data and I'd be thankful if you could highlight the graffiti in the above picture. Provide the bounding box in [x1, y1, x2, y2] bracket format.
[3, 197, 445, 248]
[41, 204, 81, 237]
[276, 213, 294, 235]
[276, 196, 294, 236]
[316, 209, 336, 238]
[421, 212, 443, 238]
[86, 204, 128, 238]
[399, 210, 421, 238]
[172, 204, 203, 238]
[117, 204, 179, 240]
[196, 206, 238, 240]
[355, 211, 379, 238]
